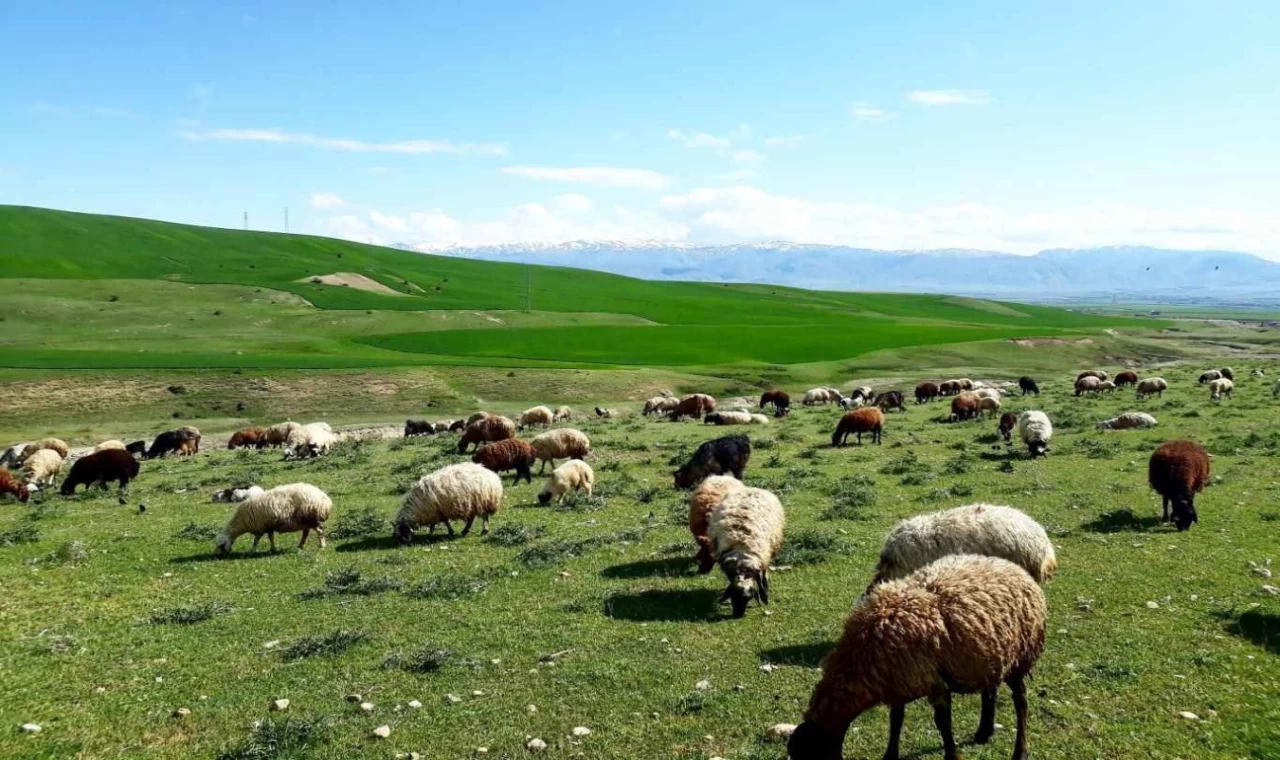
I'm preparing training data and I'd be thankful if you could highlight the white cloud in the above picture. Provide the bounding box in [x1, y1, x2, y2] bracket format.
[906, 89, 990, 106]
[501, 166, 671, 190]
[309, 192, 345, 209]
[712, 169, 758, 181]
[762, 135, 806, 147]
[667, 129, 732, 150]
[552, 193, 595, 213]
[179, 127, 508, 155]
[851, 102, 893, 121]
[730, 149, 764, 163]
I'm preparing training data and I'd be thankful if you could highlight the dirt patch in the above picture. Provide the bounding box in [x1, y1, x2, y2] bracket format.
[300, 272, 406, 297]
[1009, 338, 1095, 347]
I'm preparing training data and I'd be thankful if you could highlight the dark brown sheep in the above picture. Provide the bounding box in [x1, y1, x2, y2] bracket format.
[1148, 441, 1210, 531]
[759, 389, 790, 414]
[998, 411, 1018, 442]
[404, 419, 434, 437]
[673, 435, 750, 489]
[950, 392, 981, 422]
[60, 449, 140, 495]
[1018, 376, 1040, 395]
[670, 393, 717, 421]
[472, 438, 536, 484]
[938, 380, 961, 397]
[1219, 367, 1235, 381]
[914, 382, 939, 404]
[146, 429, 199, 459]
[1077, 370, 1107, 382]
[873, 390, 906, 413]
[0, 468, 29, 503]
[457, 415, 517, 453]
[831, 408, 884, 446]
[1114, 370, 1140, 387]
[228, 427, 268, 450]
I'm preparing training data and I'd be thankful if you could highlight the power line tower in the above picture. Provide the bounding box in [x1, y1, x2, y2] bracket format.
[242, 212, 248, 231]
[284, 207, 289, 234]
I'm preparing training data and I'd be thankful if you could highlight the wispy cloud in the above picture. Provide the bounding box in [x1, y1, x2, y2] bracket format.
[906, 89, 989, 106]
[730, 149, 764, 163]
[851, 102, 893, 121]
[179, 128, 508, 155]
[309, 192, 345, 209]
[667, 129, 732, 150]
[762, 135, 806, 147]
[501, 166, 671, 190]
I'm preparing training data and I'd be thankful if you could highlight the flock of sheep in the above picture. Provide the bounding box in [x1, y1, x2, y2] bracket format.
[0, 362, 1263, 759]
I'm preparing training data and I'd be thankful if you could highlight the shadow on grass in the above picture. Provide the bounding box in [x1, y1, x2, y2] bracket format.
[603, 589, 723, 622]
[171, 550, 279, 564]
[334, 533, 455, 552]
[1213, 608, 1280, 655]
[600, 557, 695, 580]
[1080, 509, 1164, 533]
[759, 641, 835, 668]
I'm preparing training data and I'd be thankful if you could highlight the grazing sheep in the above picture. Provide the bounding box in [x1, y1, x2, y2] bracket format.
[1098, 380, 1117, 393]
[1198, 369, 1222, 384]
[595, 406, 617, 418]
[457, 415, 517, 453]
[787, 555, 1046, 760]
[1136, 377, 1169, 399]
[1074, 375, 1102, 396]
[643, 396, 679, 416]
[265, 421, 302, 448]
[396, 462, 502, 542]
[215, 483, 332, 554]
[60, 449, 140, 495]
[0, 469, 30, 503]
[759, 389, 791, 413]
[466, 412, 492, 426]
[530, 428, 590, 474]
[1017, 410, 1053, 458]
[803, 387, 841, 406]
[687, 475, 745, 574]
[705, 410, 754, 426]
[1077, 369, 1108, 382]
[670, 393, 717, 420]
[22, 449, 63, 487]
[956, 378, 974, 391]
[949, 392, 982, 422]
[871, 504, 1058, 586]
[1018, 376, 1040, 396]
[21, 438, 70, 463]
[938, 380, 961, 397]
[448, 419, 468, 433]
[979, 394, 1002, 418]
[1149, 440, 1210, 531]
[286, 422, 338, 458]
[228, 427, 269, 449]
[914, 382, 939, 404]
[674, 434, 751, 489]
[873, 390, 906, 413]
[974, 387, 1001, 400]
[471, 438, 537, 484]
[708, 487, 785, 618]
[1097, 412, 1158, 430]
[1251, 368, 1265, 378]
[146, 430, 188, 459]
[831, 408, 884, 447]
[93, 440, 126, 453]
[838, 395, 865, 410]
[125, 440, 147, 457]
[1209, 377, 1234, 402]
[537, 460, 594, 505]
[404, 419, 435, 437]
[748, 413, 770, 425]
[998, 411, 1018, 442]
[553, 405, 573, 422]
[434, 421, 455, 434]
[0, 443, 29, 469]
[518, 405, 555, 429]
[1114, 370, 1140, 387]
[212, 485, 265, 503]
[1219, 367, 1235, 381]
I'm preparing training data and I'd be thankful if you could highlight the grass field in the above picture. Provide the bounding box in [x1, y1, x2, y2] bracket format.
[2, 364, 1278, 759]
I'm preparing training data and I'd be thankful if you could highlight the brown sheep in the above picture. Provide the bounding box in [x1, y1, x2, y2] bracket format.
[228, 427, 269, 450]
[998, 411, 1018, 442]
[949, 392, 981, 422]
[0, 469, 29, 503]
[759, 389, 790, 413]
[688, 475, 745, 574]
[21, 438, 70, 463]
[670, 393, 717, 421]
[466, 411, 492, 426]
[457, 415, 517, 453]
[60, 449, 140, 495]
[471, 438, 537, 484]
[1077, 370, 1108, 382]
[1074, 375, 1102, 396]
[937, 380, 960, 397]
[914, 382, 939, 404]
[831, 408, 884, 446]
[1114, 370, 1140, 387]
[1148, 441, 1210, 531]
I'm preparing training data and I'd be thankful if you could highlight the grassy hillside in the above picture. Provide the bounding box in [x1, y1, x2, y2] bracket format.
[0, 206, 1162, 371]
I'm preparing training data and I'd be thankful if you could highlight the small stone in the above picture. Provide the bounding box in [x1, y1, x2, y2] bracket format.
[1178, 711, 1200, 721]
[1261, 585, 1279, 596]
[1146, 601, 1160, 609]
[766, 723, 797, 741]
[263, 640, 281, 649]
[526, 704, 538, 713]
[93, 686, 106, 694]
[759, 663, 776, 673]
[572, 726, 592, 737]
[172, 707, 191, 719]
[155, 677, 164, 683]
[559, 571, 571, 578]
[408, 700, 423, 709]
[359, 702, 375, 714]
[763, 609, 773, 616]
[345, 694, 362, 703]
[733, 684, 746, 691]
[476, 748, 489, 755]
[490, 658, 501, 665]
[527, 738, 548, 751]
[1065, 663, 1076, 670]
[372, 725, 391, 739]
[199, 695, 208, 701]
[472, 690, 484, 697]
[994, 722, 1004, 730]
[695, 679, 712, 691]
[1251, 566, 1273, 579]
[270, 699, 290, 712]
[446, 694, 463, 704]
[20, 723, 42, 734]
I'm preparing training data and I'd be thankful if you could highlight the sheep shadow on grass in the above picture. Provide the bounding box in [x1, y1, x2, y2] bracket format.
[1080, 509, 1164, 534]
[600, 557, 696, 580]
[335, 532, 457, 552]
[171, 550, 283, 564]
[759, 641, 835, 668]
[603, 588, 724, 623]
[1213, 608, 1280, 655]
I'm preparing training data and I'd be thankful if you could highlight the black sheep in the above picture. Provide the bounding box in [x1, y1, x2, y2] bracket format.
[61, 450, 140, 495]
[145, 431, 186, 459]
[873, 390, 906, 412]
[1019, 376, 1040, 396]
[673, 434, 750, 489]
[125, 440, 147, 456]
[404, 419, 434, 437]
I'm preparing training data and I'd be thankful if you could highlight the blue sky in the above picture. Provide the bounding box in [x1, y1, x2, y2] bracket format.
[2, 1, 1279, 255]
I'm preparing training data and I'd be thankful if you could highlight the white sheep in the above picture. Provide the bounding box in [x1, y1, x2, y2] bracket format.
[1136, 377, 1168, 399]
[1209, 377, 1234, 402]
[519, 405, 555, 429]
[214, 483, 332, 554]
[265, 421, 303, 448]
[643, 396, 679, 416]
[1098, 380, 1116, 394]
[396, 462, 502, 542]
[802, 388, 839, 406]
[530, 428, 590, 474]
[1017, 410, 1053, 458]
[850, 385, 874, 401]
[1096, 412, 1158, 430]
[286, 422, 337, 458]
[537, 460, 594, 505]
[553, 405, 573, 422]
[706, 410, 754, 426]
[708, 487, 786, 618]
[975, 387, 1002, 400]
[979, 395, 1002, 417]
[748, 413, 770, 425]
[93, 440, 126, 453]
[838, 396, 864, 409]
[22, 449, 63, 487]
[872, 503, 1058, 586]
[212, 485, 266, 503]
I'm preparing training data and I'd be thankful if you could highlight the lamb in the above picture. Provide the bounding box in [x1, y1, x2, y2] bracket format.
[529, 428, 590, 474]
[979, 395, 1003, 417]
[553, 405, 573, 422]
[0, 443, 28, 469]
[787, 555, 1046, 760]
[456, 415, 517, 453]
[873, 390, 906, 413]
[1015, 410, 1053, 458]
[803, 387, 840, 406]
[1149, 440, 1210, 531]
[265, 421, 302, 448]
[594, 406, 617, 418]
[708, 487, 785, 618]
[1209, 377, 1234, 402]
[687, 475, 745, 573]
[1136, 377, 1169, 399]
[396, 462, 502, 542]
[21, 438, 70, 463]
[518, 405, 555, 429]
[849, 386, 874, 403]
[22, 449, 63, 487]
[471, 438, 537, 484]
[870, 504, 1058, 586]
[670, 393, 717, 420]
[60, 449, 140, 495]
[1198, 369, 1222, 384]
[537, 460, 594, 505]
[1097, 412, 1158, 430]
[404, 420, 435, 437]
[212, 485, 265, 503]
[998, 411, 1018, 442]
[975, 387, 1001, 400]
[1074, 375, 1102, 396]
[286, 422, 338, 458]
[228, 427, 270, 449]
[704, 410, 754, 426]
[1219, 367, 1235, 381]
[1018, 376, 1040, 395]
[759, 389, 791, 413]
[949, 392, 981, 422]
[955, 378, 974, 390]
[1114, 370, 1140, 387]
[914, 382, 939, 404]
[673, 434, 751, 489]
[831, 408, 884, 447]
[214, 483, 332, 554]
[0, 469, 30, 503]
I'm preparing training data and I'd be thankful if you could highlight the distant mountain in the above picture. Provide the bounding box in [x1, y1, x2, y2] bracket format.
[395, 241, 1280, 299]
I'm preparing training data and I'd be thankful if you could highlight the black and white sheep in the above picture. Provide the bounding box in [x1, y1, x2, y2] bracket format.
[708, 486, 785, 618]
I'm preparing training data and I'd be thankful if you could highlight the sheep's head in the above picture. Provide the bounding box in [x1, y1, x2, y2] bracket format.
[673, 466, 696, 490]
[537, 489, 553, 506]
[13, 483, 30, 503]
[719, 556, 768, 618]
[786, 720, 847, 759]
[395, 520, 415, 546]
[1028, 440, 1049, 458]
[214, 533, 233, 555]
[1172, 499, 1198, 531]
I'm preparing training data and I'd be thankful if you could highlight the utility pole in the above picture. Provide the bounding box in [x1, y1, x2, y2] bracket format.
[284, 207, 289, 233]
[243, 212, 248, 231]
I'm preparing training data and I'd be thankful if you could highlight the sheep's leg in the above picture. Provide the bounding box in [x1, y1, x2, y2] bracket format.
[251, 534, 262, 552]
[267, 532, 277, 552]
[443, 521, 455, 537]
[298, 529, 310, 549]
[1008, 675, 1029, 760]
[974, 688, 997, 744]
[316, 526, 326, 549]
[480, 515, 490, 535]
[1161, 496, 1170, 523]
[461, 516, 475, 536]
[929, 691, 959, 760]
[882, 703, 905, 760]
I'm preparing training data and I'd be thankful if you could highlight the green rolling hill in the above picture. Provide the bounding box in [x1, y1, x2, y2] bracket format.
[0, 205, 1161, 370]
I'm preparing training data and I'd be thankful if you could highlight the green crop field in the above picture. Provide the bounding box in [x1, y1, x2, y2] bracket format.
[2, 364, 1278, 760]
